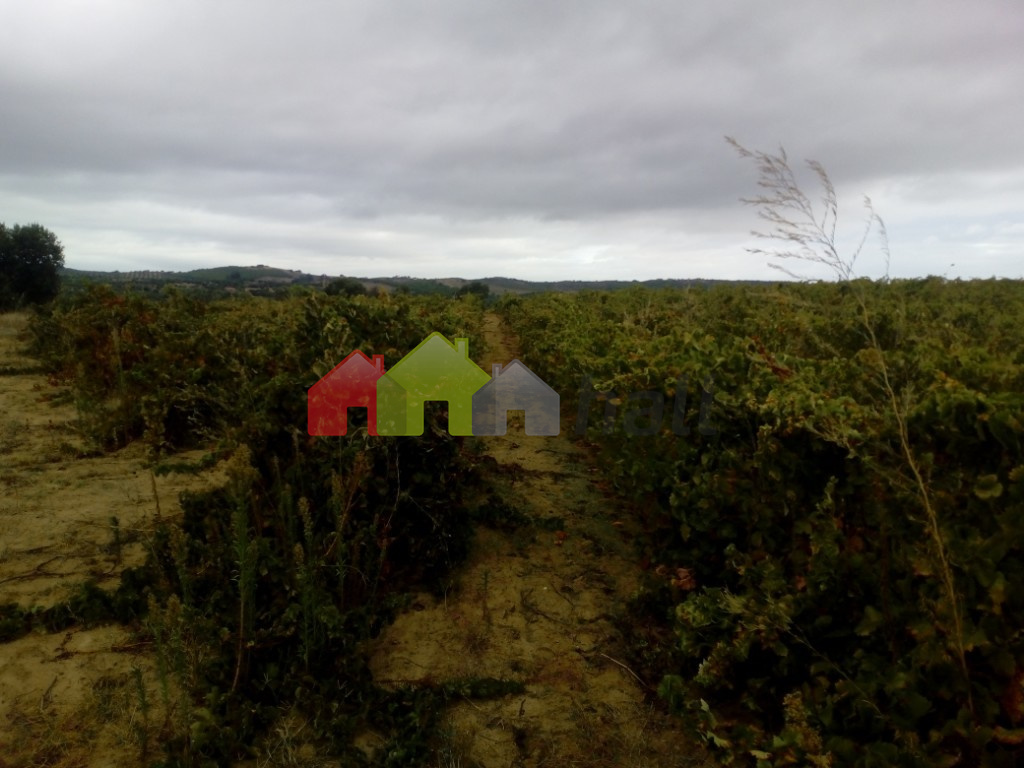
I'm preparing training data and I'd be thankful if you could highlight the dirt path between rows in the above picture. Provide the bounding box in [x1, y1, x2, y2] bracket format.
[0, 309, 709, 767]
[367, 313, 710, 767]
[0, 311, 225, 767]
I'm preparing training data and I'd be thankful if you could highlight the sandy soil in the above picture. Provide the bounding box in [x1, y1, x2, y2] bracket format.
[0, 309, 710, 767]
[365, 313, 710, 767]
[0, 311, 225, 767]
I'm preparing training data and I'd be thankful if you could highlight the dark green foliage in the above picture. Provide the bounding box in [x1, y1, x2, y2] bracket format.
[19, 286, 494, 764]
[25, 286, 481, 453]
[325, 276, 368, 296]
[0, 222, 64, 309]
[455, 281, 490, 301]
[374, 277, 455, 297]
[0, 569, 154, 642]
[502, 280, 1024, 766]
[365, 678, 525, 766]
[138, 424, 480, 761]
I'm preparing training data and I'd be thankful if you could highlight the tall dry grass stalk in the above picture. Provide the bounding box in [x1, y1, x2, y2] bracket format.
[728, 137, 972, 712]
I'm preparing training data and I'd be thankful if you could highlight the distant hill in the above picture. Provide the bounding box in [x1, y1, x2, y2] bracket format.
[366, 275, 775, 295]
[457, 276, 773, 294]
[62, 265, 316, 284]
[59, 266, 775, 295]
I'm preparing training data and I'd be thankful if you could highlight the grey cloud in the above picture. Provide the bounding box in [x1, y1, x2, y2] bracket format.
[0, 0, 1022, 278]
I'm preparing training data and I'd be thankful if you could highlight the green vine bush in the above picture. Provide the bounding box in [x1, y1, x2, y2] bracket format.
[25, 288, 504, 765]
[499, 278, 1024, 761]
[27, 287, 473, 454]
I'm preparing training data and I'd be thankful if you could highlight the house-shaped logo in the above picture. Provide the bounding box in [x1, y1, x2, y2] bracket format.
[307, 333, 560, 437]
[308, 350, 385, 435]
[473, 360, 559, 436]
[376, 333, 491, 436]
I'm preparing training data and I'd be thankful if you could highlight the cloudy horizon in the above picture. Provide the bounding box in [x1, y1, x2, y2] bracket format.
[2, 1, 1022, 282]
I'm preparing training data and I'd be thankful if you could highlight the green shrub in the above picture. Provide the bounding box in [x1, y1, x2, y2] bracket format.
[504, 279, 1024, 766]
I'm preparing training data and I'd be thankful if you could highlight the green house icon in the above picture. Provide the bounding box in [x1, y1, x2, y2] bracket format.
[375, 333, 490, 436]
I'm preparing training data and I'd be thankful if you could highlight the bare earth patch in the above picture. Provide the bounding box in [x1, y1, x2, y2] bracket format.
[0, 311, 225, 767]
[0, 310, 710, 766]
[366, 313, 711, 767]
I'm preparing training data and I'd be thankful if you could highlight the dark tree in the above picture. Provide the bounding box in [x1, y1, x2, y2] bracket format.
[324, 277, 367, 297]
[455, 281, 490, 300]
[0, 223, 65, 309]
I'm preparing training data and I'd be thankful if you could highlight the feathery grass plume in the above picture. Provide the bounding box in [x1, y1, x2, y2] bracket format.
[108, 515, 122, 566]
[296, 497, 316, 670]
[224, 444, 259, 695]
[146, 592, 172, 717]
[726, 136, 890, 283]
[131, 665, 151, 764]
[225, 443, 260, 497]
[230, 483, 257, 695]
[146, 592, 192, 755]
[168, 525, 190, 607]
[150, 470, 162, 521]
[330, 458, 365, 600]
[728, 136, 972, 713]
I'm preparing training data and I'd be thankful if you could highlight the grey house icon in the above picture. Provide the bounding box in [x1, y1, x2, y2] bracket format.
[472, 360, 560, 436]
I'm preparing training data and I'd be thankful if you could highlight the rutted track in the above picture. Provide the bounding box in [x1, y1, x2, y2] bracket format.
[366, 313, 710, 767]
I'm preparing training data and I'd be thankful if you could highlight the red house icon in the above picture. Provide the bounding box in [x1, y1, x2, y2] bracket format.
[308, 351, 385, 435]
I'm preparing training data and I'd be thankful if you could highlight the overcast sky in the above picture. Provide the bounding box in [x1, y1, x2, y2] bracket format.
[2, 1, 1021, 281]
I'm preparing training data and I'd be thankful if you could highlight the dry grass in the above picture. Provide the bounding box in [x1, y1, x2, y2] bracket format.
[0, 418, 25, 455]
[0, 669, 164, 768]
